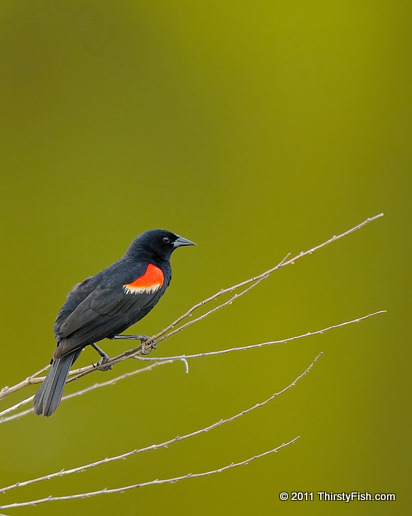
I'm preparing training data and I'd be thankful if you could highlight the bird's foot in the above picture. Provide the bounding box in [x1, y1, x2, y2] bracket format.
[94, 355, 113, 371]
[140, 335, 156, 355]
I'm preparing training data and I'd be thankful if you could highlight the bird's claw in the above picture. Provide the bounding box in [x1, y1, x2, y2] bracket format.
[140, 337, 156, 355]
[93, 355, 113, 371]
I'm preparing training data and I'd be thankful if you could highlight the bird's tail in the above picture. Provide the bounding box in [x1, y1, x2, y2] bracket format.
[33, 350, 80, 417]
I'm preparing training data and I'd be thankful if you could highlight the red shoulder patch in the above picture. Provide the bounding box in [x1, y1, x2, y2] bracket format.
[123, 264, 164, 295]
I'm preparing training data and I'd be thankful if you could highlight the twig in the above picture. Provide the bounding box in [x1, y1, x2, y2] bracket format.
[0, 363, 99, 402]
[149, 213, 384, 342]
[0, 352, 321, 494]
[132, 311, 386, 362]
[0, 396, 34, 419]
[0, 365, 49, 401]
[0, 437, 300, 509]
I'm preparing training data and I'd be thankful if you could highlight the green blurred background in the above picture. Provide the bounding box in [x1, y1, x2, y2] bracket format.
[0, 1, 410, 515]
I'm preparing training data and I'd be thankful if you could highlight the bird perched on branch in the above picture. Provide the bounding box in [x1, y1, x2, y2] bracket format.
[33, 229, 195, 417]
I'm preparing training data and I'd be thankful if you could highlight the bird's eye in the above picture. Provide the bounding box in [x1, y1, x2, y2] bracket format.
[163, 237, 170, 243]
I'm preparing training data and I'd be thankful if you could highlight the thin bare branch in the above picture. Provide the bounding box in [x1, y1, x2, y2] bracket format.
[0, 365, 49, 401]
[149, 212, 384, 343]
[0, 396, 34, 419]
[0, 437, 300, 509]
[132, 310, 387, 362]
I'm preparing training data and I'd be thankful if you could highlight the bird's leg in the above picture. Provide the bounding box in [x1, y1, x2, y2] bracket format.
[110, 334, 150, 341]
[109, 334, 155, 355]
[91, 343, 112, 370]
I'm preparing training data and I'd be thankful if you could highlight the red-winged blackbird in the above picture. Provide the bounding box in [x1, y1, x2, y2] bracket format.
[33, 229, 195, 417]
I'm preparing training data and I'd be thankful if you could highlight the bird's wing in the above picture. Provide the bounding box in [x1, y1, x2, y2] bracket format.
[54, 287, 164, 358]
[64, 285, 161, 334]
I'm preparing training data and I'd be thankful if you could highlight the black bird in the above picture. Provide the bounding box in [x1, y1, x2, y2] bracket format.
[33, 229, 195, 416]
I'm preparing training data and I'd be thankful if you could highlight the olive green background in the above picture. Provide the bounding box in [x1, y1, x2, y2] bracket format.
[0, 1, 410, 515]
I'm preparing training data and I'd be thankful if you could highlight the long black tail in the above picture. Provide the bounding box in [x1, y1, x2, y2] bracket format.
[33, 351, 80, 417]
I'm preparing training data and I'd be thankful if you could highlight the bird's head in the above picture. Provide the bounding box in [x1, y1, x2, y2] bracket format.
[125, 229, 196, 262]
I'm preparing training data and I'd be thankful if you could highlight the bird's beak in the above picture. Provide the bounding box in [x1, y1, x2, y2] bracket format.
[173, 235, 196, 248]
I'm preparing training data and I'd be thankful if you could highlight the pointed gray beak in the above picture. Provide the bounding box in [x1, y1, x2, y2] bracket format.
[173, 235, 196, 248]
